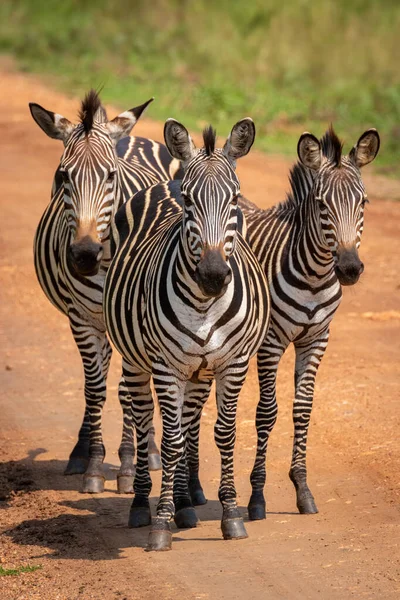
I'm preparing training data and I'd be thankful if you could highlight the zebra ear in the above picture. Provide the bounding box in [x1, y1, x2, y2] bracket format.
[297, 133, 322, 170]
[29, 103, 75, 143]
[223, 118, 255, 163]
[349, 129, 380, 168]
[164, 119, 197, 162]
[106, 98, 154, 143]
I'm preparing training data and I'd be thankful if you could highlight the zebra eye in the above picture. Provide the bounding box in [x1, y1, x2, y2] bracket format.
[231, 195, 239, 206]
[182, 194, 192, 209]
[61, 170, 69, 184]
[361, 197, 369, 207]
[107, 171, 116, 183]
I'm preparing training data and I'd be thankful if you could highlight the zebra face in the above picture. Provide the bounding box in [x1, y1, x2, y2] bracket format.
[164, 119, 256, 297]
[298, 128, 380, 286]
[29, 91, 153, 276]
[59, 125, 118, 275]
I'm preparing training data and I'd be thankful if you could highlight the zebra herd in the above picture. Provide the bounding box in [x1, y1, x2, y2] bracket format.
[29, 90, 380, 551]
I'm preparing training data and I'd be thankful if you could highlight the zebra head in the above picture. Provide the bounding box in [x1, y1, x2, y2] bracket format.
[29, 90, 152, 276]
[297, 127, 380, 286]
[164, 118, 255, 298]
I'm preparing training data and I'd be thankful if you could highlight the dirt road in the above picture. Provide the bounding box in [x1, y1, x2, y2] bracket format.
[1, 66, 399, 600]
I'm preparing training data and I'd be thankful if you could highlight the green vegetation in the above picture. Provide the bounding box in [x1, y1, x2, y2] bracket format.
[1, 0, 399, 171]
[0, 565, 42, 577]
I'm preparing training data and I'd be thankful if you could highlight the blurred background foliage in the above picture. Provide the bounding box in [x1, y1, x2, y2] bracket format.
[1, 0, 399, 171]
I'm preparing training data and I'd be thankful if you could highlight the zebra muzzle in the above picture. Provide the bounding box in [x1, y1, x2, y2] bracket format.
[334, 247, 364, 286]
[194, 248, 232, 298]
[68, 235, 103, 277]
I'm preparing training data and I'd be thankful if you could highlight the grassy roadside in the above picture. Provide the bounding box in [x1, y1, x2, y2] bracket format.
[1, 0, 399, 172]
[0, 565, 42, 577]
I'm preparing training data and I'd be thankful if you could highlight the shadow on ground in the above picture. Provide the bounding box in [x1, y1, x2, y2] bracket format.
[2, 447, 298, 560]
[0, 447, 127, 502]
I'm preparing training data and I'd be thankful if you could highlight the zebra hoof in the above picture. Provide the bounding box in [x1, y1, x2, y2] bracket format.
[117, 474, 134, 494]
[64, 456, 89, 475]
[146, 528, 172, 551]
[129, 506, 151, 528]
[174, 507, 199, 529]
[221, 517, 248, 540]
[148, 452, 162, 471]
[297, 495, 318, 514]
[248, 502, 266, 521]
[82, 475, 105, 494]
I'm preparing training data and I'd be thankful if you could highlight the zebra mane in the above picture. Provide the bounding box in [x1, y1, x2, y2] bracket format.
[203, 125, 216, 156]
[321, 125, 343, 167]
[283, 162, 316, 210]
[78, 89, 107, 133]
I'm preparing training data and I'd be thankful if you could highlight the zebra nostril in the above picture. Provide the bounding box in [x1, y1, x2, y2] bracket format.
[224, 270, 232, 285]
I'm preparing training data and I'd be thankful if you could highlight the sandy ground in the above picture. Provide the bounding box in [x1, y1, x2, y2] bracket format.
[0, 66, 399, 600]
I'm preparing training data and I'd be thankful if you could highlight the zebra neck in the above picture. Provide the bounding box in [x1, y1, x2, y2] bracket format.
[291, 193, 335, 285]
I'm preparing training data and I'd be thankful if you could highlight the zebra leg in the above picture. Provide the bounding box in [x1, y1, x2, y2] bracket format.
[116, 375, 161, 493]
[186, 380, 212, 506]
[148, 366, 187, 551]
[148, 424, 162, 472]
[215, 365, 249, 541]
[289, 330, 329, 514]
[173, 448, 199, 529]
[173, 379, 212, 528]
[64, 406, 90, 475]
[248, 335, 287, 520]
[68, 322, 109, 494]
[66, 319, 113, 477]
[122, 361, 154, 528]
[116, 376, 135, 494]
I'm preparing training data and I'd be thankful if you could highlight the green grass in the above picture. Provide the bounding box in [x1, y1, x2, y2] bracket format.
[1, 0, 399, 172]
[0, 565, 42, 577]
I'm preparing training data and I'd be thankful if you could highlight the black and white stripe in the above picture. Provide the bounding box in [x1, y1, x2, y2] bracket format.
[30, 90, 182, 493]
[104, 119, 270, 550]
[234, 127, 380, 519]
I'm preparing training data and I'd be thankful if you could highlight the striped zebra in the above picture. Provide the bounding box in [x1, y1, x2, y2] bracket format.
[30, 90, 182, 493]
[236, 126, 379, 519]
[104, 120, 270, 550]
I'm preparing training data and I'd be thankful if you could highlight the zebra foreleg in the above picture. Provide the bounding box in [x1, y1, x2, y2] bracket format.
[147, 366, 187, 551]
[248, 337, 287, 520]
[215, 364, 249, 541]
[290, 330, 329, 514]
[122, 361, 154, 529]
[64, 407, 90, 475]
[186, 380, 212, 506]
[173, 379, 212, 528]
[148, 425, 162, 472]
[116, 375, 161, 493]
[173, 449, 199, 529]
[65, 316, 113, 477]
[116, 376, 135, 493]
[70, 322, 108, 494]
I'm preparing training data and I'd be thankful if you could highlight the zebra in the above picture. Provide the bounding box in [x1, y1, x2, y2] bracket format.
[30, 90, 182, 494]
[104, 119, 270, 550]
[235, 126, 379, 519]
[186, 126, 380, 515]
